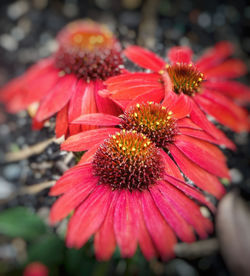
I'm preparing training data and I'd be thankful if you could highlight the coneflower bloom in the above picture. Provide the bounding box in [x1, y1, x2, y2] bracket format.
[62, 95, 230, 199]
[105, 41, 249, 133]
[0, 20, 123, 137]
[50, 130, 215, 261]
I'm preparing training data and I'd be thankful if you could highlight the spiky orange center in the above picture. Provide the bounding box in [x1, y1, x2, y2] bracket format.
[160, 63, 204, 96]
[120, 102, 177, 147]
[92, 130, 163, 191]
[55, 22, 123, 81]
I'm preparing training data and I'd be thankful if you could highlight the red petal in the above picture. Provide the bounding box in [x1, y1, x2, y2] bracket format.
[150, 185, 196, 242]
[124, 45, 165, 71]
[50, 176, 97, 223]
[141, 190, 176, 260]
[162, 175, 215, 211]
[94, 79, 122, 115]
[196, 91, 248, 132]
[203, 80, 250, 103]
[168, 46, 193, 64]
[32, 118, 45, 130]
[204, 59, 247, 79]
[35, 74, 77, 121]
[55, 104, 69, 138]
[158, 181, 213, 238]
[169, 144, 226, 198]
[173, 135, 229, 178]
[178, 127, 218, 144]
[72, 113, 121, 126]
[177, 118, 202, 130]
[132, 191, 157, 260]
[190, 100, 236, 150]
[78, 143, 102, 164]
[160, 149, 184, 181]
[196, 41, 234, 72]
[61, 128, 118, 152]
[49, 163, 93, 196]
[114, 191, 138, 257]
[66, 185, 111, 248]
[94, 192, 117, 261]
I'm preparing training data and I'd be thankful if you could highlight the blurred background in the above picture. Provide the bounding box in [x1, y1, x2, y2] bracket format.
[0, 0, 249, 275]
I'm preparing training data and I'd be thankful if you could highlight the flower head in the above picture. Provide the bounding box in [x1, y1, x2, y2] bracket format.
[0, 20, 123, 137]
[63, 95, 229, 199]
[23, 262, 48, 276]
[50, 129, 215, 261]
[105, 42, 249, 133]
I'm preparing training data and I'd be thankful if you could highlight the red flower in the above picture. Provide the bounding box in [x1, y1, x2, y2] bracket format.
[0, 20, 123, 137]
[62, 95, 230, 199]
[105, 42, 249, 133]
[50, 130, 215, 261]
[23, 262, 48, 276]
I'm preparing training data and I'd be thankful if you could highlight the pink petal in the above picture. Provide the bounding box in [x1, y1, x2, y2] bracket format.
[35, 74, 77, 121]
[177, 118, 202, 130]
[196, 91, 248, 132]
[72, 113, 121, 126]
[61, 127, 118, 152]
[169, 144, 226, 198]
[49, 163, 93, 196]
[173, 135, 230, 178]
[150, 185, 196, 242]
[94, 192, 117, 261]
[190, 100, 236, 150]
[66, 185, 111, 248]
[141, 190, 176, 260]
[124, 45, 165, 72]
[158, 181, 213, 238]
[114, 191, 138, 257]
[168, 46, 193, 64]
[78, 143, 102, 164]
[159, 149, 184, 181]
[131, 191, 157, 260]
[178, 127, 218, 144]
[50, 176, 98, 223]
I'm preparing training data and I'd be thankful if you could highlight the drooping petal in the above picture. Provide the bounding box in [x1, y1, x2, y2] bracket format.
[158, 181, 213, 238]
[61, 128, 118, 152]
[196, 91, 248, 132]
[50, 176, 98, 223]
[35, 74, 77, 121]
[66, 185, 111, 248]
[190, 100, 236, 150]
[55, 104, 69, 138]
[150, 185, 196, 242]
[94, 192, 117, 261]
[72, 113, 121, 126]
[114, 190, 138, 257]
[49, 163, 93, 196]
[159, 149, 184, 181]
[124, 45, 165, 72]
[132, 191, 157, 260]
[168, 46, 193, 64]
[196, 41, 234, 72]
[203, 80, 250, 103]
[169, 144, 226, 198]
[141, 190, 176, 260]
[204, 59, 247, 79]
[172, 135, 230, 179]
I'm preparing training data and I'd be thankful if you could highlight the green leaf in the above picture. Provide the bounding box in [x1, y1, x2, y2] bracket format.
[27, 234, 65, 266]
[0, 207, 47, 240]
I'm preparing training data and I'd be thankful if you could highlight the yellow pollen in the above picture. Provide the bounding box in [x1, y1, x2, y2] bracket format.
[147, 141, 151, 145]
[119, 143, 122, 147]
[167, 116, 171, 120]
[136, 104, 140, 108]
[117, 132, 121, 136]
[112, 135, 116, 139]
[132, 147, 136, 151]
[122, 146, 126, 150]
[165, 64, 170, 68]
[176, 62, 180, 66]
[73, 34, 83, 43]
[161, 106, 166, 110]
[134, 113, 138, 117]
[189, 63, 193, 67]
[200, 73, 204, 77]
[148, 101, 153, 105]
[144, 143, 147, 147]
[168, 111, 173, 115]
[156, 122, 160, 125]
[96, 35, 104, 43]
[159, 70, 164, 75]
[198, 77, 203, 82]
[122, 129, 126, 133]
[132, 130, 137, 133]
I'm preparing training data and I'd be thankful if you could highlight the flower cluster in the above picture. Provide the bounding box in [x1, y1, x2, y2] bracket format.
[1, 20, 249, 261]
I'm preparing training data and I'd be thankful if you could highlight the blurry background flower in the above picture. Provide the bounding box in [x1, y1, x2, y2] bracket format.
[0, 0, 249, 275]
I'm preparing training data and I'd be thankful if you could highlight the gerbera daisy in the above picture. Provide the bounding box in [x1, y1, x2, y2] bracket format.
[50, 130, 215, 261]
[104, 41, 249, 133]
[0, 20, 123, 137]
[62, 94, 230, 199]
